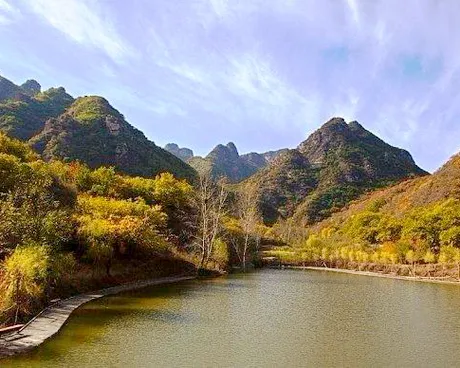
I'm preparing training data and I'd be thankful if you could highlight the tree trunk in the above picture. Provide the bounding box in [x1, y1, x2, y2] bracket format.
[199, 249, 206, 270]
[106, 258, 112, 277]
[14, 306, 19, 325]
[243, 233, 249, 272]
[14, 276, 21, 325]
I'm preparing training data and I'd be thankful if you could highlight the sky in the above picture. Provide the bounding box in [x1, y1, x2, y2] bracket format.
[0, 0, 459, 172]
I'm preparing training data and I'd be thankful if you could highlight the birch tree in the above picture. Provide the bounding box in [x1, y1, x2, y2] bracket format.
[194, 174, 228, 270]
[232, 186, 260, 270]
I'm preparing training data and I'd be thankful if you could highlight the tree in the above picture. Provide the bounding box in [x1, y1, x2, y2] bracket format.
[0, 242, 49, 324]
[343, 211, 381, 243]
[152, 172, 194, 244]
[356, 250, 369, 271]
[77, 195, 167, 275]
[340, 247, 349, 268]
[440, 226, 460, 248]
[371, 251, 380, 265]
[347, 249, 356, 269]
[211, 238, 229, 270]
[438, 247, 452, 278]
[405, 250, 419, 277]
[0, 171, 74, 253]
[233, 186, 260, 270]
[379, 251, 392, 272]
[0, 132, 38, 162]
[194, 174, 228, 270]
[329, 249, 339, 269]
[454, 248, 460, 281]
[321, 247, 330, 267]
[86, 166, 119, 196]
[423, 250, 436, 278]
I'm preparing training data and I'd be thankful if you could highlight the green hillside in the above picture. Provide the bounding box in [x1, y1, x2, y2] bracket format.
[246, 117, 427, 225]
[0, 75, 196, 181]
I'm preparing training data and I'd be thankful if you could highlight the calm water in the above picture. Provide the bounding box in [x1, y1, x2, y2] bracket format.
[4, 269, 460, 368]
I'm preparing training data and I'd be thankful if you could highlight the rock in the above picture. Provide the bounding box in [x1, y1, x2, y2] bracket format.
[164, 143, 194, 161]
[20, 79, 41, 95]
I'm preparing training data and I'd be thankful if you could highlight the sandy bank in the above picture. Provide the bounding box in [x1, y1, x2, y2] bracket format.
[282, 266, 460, 285]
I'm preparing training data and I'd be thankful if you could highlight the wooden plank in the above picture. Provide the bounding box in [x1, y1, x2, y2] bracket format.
[0, 325, 24, 336]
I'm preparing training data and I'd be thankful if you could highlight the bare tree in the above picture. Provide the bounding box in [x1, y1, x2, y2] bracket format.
[232, 186, 260, 270]
[194, 174, 228, 270]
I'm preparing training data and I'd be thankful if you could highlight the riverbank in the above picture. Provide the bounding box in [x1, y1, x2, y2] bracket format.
[0, 275, 195, 358]
[0, 252, 197, 327]
[281, 265, 460, 285]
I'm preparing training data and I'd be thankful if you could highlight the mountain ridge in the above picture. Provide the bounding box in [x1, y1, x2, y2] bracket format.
[246, 117, 427, 225]
[165, 141, 287, 182]
[0, 75, 196, 181]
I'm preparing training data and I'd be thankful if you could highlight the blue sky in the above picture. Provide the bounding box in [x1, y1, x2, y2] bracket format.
[0, 0, 459, 172]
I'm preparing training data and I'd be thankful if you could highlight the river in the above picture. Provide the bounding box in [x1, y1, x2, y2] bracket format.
[3, 269, 460, 367]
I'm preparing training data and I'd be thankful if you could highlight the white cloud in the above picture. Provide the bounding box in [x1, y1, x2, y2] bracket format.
[141, 0, 460, 166]
[209, 0, 230, 18]
[148, 43, 318, 130]
[5, 0, 460, 169]
[0, 0, 17, 14]
[23, 0, 132, 63]
[345, 0, 360, 26]
[224, 54, 316, 123]
[0, 0, 20, 24]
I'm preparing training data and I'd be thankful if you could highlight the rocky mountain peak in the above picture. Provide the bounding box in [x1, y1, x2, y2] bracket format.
[208, 142, 239, 161]
[188, 142, 276, 182]
[241, 152, 267, 167]
[297, 117, 353, 163]
[226, 142, 239, 156]
[21, 79, 41, 95]
[164, 143, 194, 161]
[321, 117, 348, 130]
[165, 143, 179, 150]
[0, 75, 25, 101]
[248, 117, 427, 224]
[348, 120, 365, 132]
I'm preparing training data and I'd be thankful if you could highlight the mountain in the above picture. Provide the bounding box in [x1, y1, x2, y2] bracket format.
[0, 77, 75, 141]
[261, 148, 289, 163]
[29, 96, 196, 179]
[165, 141, 287, 182]
[0, 75, 26, 101]
[20, 80, 42, 96]
[303, 151, 460, 254]
[318, 151, 460, 222]
[0, 75, 196, 181]
[188, 142, 274, 182]
[246, 117, 427, 225]
[164, 143, 194, 161]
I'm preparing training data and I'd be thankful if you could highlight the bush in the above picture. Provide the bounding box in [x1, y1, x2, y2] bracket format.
[211, 238, 229, 269]
[0, 242, 49, 324]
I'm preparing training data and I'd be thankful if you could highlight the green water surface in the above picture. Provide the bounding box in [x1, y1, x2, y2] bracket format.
[4, 269, 460, 367]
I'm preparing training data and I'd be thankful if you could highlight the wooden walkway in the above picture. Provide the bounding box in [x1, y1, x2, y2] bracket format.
[0, 275, 195, 358]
